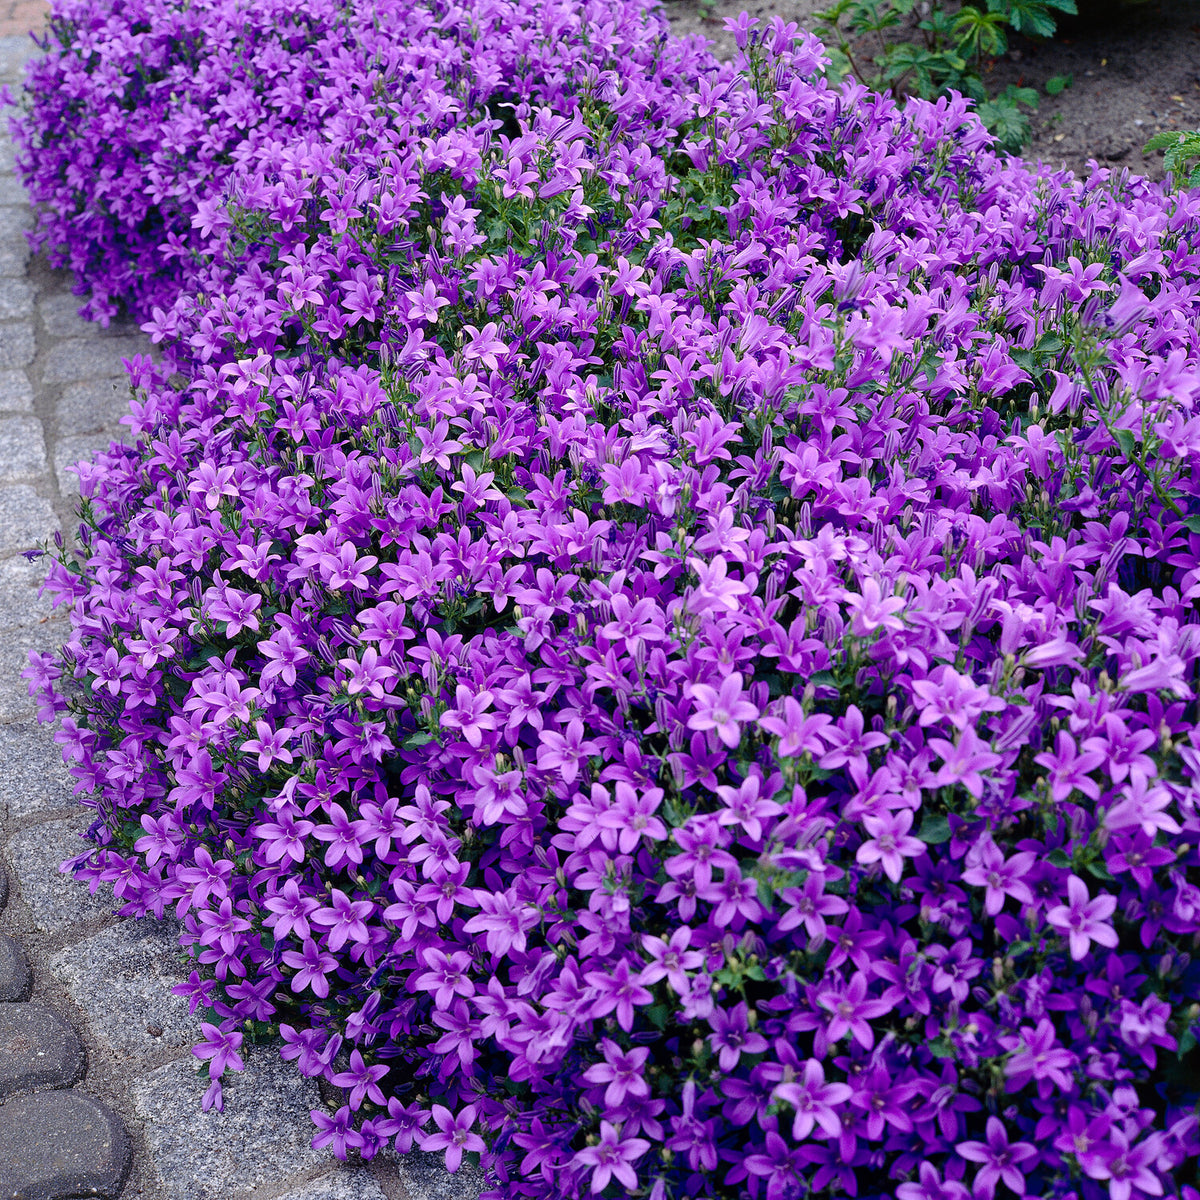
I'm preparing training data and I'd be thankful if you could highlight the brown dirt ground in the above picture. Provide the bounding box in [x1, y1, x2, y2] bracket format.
[661, 0, 1200, 184]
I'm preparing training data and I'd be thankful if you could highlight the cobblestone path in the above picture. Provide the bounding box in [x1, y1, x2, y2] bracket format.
[0, 33, 479, 1200]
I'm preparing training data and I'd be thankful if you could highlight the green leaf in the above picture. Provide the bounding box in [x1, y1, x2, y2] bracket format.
[976, 86, 1036, 154]
[1047, 848, 1071, 868]
[403, 731, 436, 748]
[1045, 74, 1072, 96]
[1009, 347, 1035, 373]
[1178, 1027, 1197, 1058]
[928, 1037, 955, 1059]
[917, 813, 952, 845]
[1114, 428, 1138, 458]
[809, 670, 838, 690]
[1085, 859, 1114, 883]
[1144, 130, 1186, 153]
[645, 1004, 670, 1031]
[1181, 514, 1200, 534]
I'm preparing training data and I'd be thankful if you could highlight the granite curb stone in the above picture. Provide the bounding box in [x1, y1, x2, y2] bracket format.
[0, 1001, 84, 1096]
[0, 933, 30, 1001]
[0, 719, 76, 822]
[0, 553, 54, 628]
[0, 414, 46, 481]
[48, 919, 196, 1060]
[271, 1171, 391, 1200]
[0, 484, 58, 553]
[133, 1048, 335, 1200]
[5, 816, 115, 933]
[0, 278, 32, 321]
[0, 1090, 130, 1200]
[0, 321, 33, 368]
[0, 367, 33, 412]
[41, 336, 145, 385]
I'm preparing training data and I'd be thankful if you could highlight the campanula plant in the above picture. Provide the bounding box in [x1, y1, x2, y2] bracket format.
[11, 0, 1200, 1198]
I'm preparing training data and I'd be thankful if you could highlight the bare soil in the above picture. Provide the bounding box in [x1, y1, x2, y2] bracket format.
[660, 0, 1200, 184]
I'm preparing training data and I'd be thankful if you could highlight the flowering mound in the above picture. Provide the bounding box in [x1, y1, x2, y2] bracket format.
[13, 1, 1200, 1198]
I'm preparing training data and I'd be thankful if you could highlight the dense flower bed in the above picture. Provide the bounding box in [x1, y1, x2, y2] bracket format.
[12, 1, 1200, 1198]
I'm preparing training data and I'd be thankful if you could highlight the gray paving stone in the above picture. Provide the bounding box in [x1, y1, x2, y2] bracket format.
[0, 278, 32, 321]
[0, 1002, 84, 1096]
[0, 720, 74, 822]
[0, 934, 28, 1002]
[39, 292, 94, 338]
[0, 486, 58, 554]
[394, 1151, 484, 1200]
[53, 432, 131, 499]
[0, 143, 14, 176]
[0, 415, 44, 482]
[38, 295, 140, 342]
[273, 1170, 390, 1200]
[56, 378, 131, 438]
[5, 816, 114, 934]
[0, 1089, 130, 1200]
[133, 1046, 341, 1200]
[40, 336, 144, 384]
[0, 622, 72, 724]
[0, 553, 54, 628]
[48, 919, 195, 1060]
[0, 175, 28, 207]
[0, 208, 31, 241]
[0, 237, 30, 277]
[0, 866, 6, 910]
[0, 366, 32, 412]
[0, 37, 43, 86]
[0, 321, 33, 368]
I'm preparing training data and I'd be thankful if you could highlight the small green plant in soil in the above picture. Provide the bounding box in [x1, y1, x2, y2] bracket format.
[813, 0, 1076, 152]
[1145, 128, 1200, 189]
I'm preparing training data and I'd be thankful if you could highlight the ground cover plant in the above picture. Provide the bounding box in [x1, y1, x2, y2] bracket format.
[10, 0, 1200, 1197]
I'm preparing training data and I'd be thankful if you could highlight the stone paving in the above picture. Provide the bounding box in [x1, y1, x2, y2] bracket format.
[0, 31, 481, 1200]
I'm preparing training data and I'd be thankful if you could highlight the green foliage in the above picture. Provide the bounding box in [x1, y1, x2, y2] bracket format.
[1144, 129, 1200, 190]
[1045, 72, 1072, 95]
[976, 83, 1039, 153]
[813, 0, 1073, 153]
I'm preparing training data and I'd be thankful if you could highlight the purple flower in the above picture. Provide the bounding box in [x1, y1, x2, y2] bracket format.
[439, 684, 498, 748]
[776, 873, 849, 947]
[595, 781, 667, 852]
[856, 808, 925, 882]
[581, 1038, 651, 1106]
[330, 1049, 388, 1109]
[1081, 1128, 1166, 1200]
[585, 958, 652, 1031]
[1003, 1018, 1077, 1096]
[928, 728, 1003, 798]
[706, 1001, 768, 1071]
[280, 938, 338, 998]
[311, 1105, 365, 1160]
[961, 838, 1036, 915]
[1045, 874, 1119, 960]
[191, 1018, 244, 1079]
[817, 971, 892, 1049]
[639, 927, 703, 992]
[897, 1162, 972, 1200]
[772, 1058, 852, 1140]
[571, 1120, 651, 1194]
[418, 1104, 485, 1173]
[686, 671, 759, 747]
[956, 1117, 1038, 1200]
